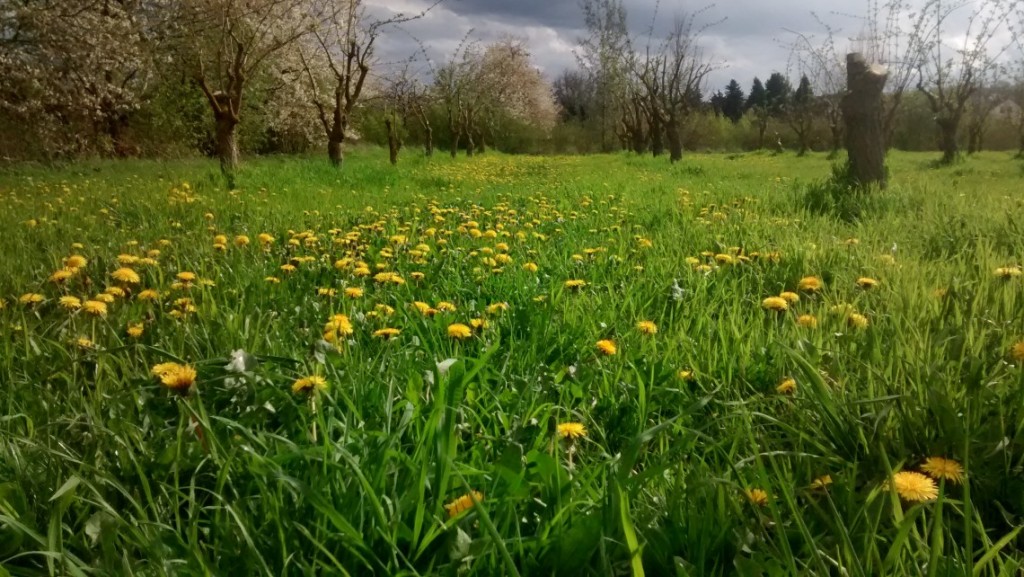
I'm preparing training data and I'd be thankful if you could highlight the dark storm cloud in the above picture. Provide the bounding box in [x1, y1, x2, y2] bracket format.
[366, 0, 997, 92]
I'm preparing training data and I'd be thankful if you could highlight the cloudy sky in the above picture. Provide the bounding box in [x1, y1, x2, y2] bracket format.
[365, 0, 1006, 94]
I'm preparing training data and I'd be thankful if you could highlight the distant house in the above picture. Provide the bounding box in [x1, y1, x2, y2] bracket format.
[990, 99, 1022, 123]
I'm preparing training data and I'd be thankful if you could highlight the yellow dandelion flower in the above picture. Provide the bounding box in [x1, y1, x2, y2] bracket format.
[564, 279, 587, 290]
[410, 271, 425, 281]
[49, 269, 74, 283]
[59, 296, 82, 310]
[523, 262, 539, 273]
[779, 291, 800, 304]
[111, 267, 140, 284]
[345, 287, 364, 298]
[595, 339, 617, 356]
[888, 471, 938, 502]
[137, 289, 160, 301]
[280, 264, 297, 274]
[176, 271, 197, 283]
[436, 301, 457, 312]
[810, 475, 833, 490]
[995, 266, 1023, 279]
[856, 277, 879, 289]
[82, 300, 108, 316]
[847, 313, 869, 329]
[920, 457, 964, 485]
[796, 314, 818, 328]
[762, 296, 789, 311]
[448, 323, 472, 339]
[323, 314, 354, 341]
[127, 323, 144, 338]
[486, 302, 509, 315]
[76, 337, 94, 349]
[292, 376, 328, 395]
[636, 320, 658, 335]
[64, 255, 88, 269]
[265, 276, 281, 283]
[234, 235, 250, 247]
[678, 369, 694, 381]
[155, 363, 197, 392]
[104, 286, 126, 298]
[746, 488, 769, 506]
[798, 276, 822, 292]
[469, 318, 488, 331]
[776, 378, 797, 394]
[93, 293, 115, 303]
[444, 491, 483, 518]
[317, 287, 337, 297]
[19, 293, 44, 305]
[1010, 341, 1024, 362]
[373, 328, 401, 339]
[556, 422, 587, 439]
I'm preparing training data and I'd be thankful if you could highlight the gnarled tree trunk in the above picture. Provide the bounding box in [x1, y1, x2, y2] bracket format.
[666, 115, 682, 163]
[937, 117, 960, 164]
[841, 52, 888, 187]
[215, 110, 239, 177]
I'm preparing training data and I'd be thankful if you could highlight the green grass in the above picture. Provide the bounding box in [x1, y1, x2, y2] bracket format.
[2, 148, 1024, 576]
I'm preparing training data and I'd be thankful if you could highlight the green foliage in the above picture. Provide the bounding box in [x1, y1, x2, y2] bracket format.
[1, 150, 1024, 575]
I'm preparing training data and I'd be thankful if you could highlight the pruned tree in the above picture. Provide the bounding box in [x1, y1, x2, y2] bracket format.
[577, 0, 631, 152]
[912, 0, 1015, 164]
[178, 0, 313, 179]
[785, 75, 816, 155]
[849, 0, 932, 150]
[787, 16, 847, 157]
[384, 63, 435, 159]
[964, 73, 1004, 154]
[298, 0, 434, 168]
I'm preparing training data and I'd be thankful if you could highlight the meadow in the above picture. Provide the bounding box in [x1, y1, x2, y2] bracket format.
[2, 149, 1024, 576]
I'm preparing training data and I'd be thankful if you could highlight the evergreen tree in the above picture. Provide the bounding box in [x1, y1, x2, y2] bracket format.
[745, 77, 766, 111]
[723, 79, 745, 123]
[765, 72, 792, 117]
[710, 91, 726, 118]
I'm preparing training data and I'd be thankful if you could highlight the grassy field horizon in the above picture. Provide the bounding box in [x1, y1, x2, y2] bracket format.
[3, 148, 1024, 575]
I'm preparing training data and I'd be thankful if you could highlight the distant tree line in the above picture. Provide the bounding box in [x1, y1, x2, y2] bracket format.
[2, 0, 1024, 168]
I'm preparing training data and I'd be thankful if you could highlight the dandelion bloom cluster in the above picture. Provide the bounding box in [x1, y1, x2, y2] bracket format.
[556, 422, 587, 439]
[797, 276, 822, 292]
[152, 362, 197, 392]
[595, 339, 617, 355]
[444, 491, 484, 518]
[292, 376, 328, 395]
[746, 488, 768, 506]
[636, 320, 658, 335]
[920, 457, 964, 484]
[448, 323, 472, 339]
[776, 378, 796, 394]
[888, 471, 938, 502]
[761, 296, 788, 312]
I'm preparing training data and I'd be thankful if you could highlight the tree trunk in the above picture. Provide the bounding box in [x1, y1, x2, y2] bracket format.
[385, 118, 400, 165]
[215, 112, 239, 178]
[650, 113, 664, 157]
[328, 139, 343, 167]
[450, 131, 459, 158]
[666, 118, 682, 163]
[756, 116, 767, 150]
[841, 52, 888, 187]
[465, 131, 474, 157]
[424, 126, 433, 157]
[937, 117, 960, 165]
[829, 122, 843, 159]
